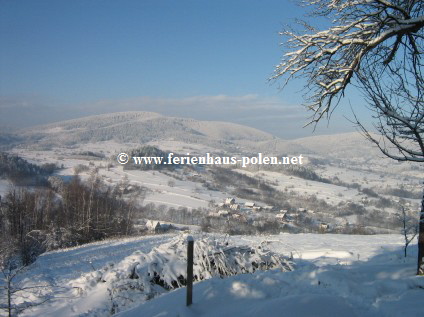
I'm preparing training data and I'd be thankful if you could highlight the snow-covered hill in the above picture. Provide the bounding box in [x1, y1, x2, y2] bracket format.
[7, 111, 423, 174]
[8, 111, 398, 161]
[16, 111, 276, 153]
[4, 111, 422, 235]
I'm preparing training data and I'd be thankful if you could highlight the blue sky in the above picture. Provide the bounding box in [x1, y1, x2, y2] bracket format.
[0, 0, 363, 138]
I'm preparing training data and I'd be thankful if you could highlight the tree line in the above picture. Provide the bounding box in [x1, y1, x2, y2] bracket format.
[1, 171, 140, 267]
[0, 152, 58, 186]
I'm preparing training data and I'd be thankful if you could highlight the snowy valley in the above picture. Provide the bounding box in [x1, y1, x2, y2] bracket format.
[1, 112, 423, 316]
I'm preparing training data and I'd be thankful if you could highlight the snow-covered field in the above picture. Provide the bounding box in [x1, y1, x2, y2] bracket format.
[10, 141, 422, 225]
[5, 233, 422, 317]
[10, 147, 230, 210]
[9, 133, 423, 224]
[116, 234, 423, 317]
[238, 169, 363, 206]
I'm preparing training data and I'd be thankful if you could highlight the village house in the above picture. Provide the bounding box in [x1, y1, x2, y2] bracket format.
[218, 210, 230, 217]
[224, 197, 236, 206]
[230, 203, 241, 211]
[319, 222, 329, 232]
[145, 220, 162, 233]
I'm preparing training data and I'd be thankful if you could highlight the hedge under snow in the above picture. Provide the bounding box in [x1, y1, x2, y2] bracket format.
[76, 234, 294, 315]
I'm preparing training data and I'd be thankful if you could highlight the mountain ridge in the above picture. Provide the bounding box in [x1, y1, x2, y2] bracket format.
[12, 111, 380, 160]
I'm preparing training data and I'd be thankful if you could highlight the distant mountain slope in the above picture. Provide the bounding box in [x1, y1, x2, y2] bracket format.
[291, 132, 382, 159]
[18, 111, 276, 152]
[16, 111, 385, 161]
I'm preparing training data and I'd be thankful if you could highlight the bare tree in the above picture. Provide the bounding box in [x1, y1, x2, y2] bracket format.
[354, 38, 423, 162]
[400, 206, 419, 258]
[273, 0, 423, 123]
[0, 239, 47, 317]
[272, 0, 424, 274]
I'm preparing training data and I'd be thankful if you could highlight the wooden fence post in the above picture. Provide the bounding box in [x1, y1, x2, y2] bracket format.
[186, 236, 194, 306]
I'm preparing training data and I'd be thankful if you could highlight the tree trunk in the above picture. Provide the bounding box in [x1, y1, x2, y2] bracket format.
[418, 186, 424, 275]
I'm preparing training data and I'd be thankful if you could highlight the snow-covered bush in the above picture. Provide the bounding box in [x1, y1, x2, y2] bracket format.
[80, 234, 294, 314]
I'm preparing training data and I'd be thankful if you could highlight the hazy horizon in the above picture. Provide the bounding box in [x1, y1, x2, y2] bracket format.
[0, 94, 361, 139]
[0, 0, 369, 139]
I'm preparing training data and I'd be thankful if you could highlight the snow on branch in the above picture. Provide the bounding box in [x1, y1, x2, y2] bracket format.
[272, 0, 424, 125]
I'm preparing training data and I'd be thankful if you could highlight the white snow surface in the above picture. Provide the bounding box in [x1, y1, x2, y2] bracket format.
[116, 234, 424, 317]
[7, 233, 423, 317]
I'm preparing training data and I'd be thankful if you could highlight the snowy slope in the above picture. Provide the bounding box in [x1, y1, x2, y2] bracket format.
[116, 257, 423, 317]
[10, 235, 175, 317]
[7, 233, 422, 317]
[116, 234, 423, 317]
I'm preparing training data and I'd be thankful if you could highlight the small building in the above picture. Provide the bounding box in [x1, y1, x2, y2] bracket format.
[252, 206, 262, 212]
[245, 202, 255, 208]
[225, 197, 236, 206]
[319, 222, 329, 232]
[146, 220, 162, 233]
[230, 203, 241, 211]
[218, 210, 230, 217]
